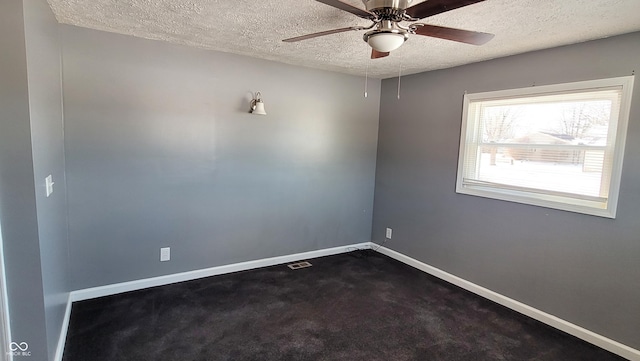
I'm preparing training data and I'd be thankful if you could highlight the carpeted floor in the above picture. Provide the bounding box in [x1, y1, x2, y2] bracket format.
[63, 250, 627, 361]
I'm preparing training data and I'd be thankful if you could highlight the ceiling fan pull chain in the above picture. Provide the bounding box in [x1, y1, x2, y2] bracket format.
[364, 62, 369, 98]
[397, 60, 402, 100]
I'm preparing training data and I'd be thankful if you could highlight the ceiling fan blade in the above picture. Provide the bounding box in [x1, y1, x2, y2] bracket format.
[405, 0, 486, 19]
[371, 49, 390, 59]
[314, 0, 375, 19]
[283, 26, 364, 42]
[414, 24, 494, 45]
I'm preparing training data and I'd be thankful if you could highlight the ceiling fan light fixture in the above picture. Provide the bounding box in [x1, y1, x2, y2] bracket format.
[366, 32, 407, 53]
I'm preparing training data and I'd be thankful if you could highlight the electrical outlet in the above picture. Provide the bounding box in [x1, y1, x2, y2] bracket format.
[160, 247, 170, 262]
[386, 227, 392, 239]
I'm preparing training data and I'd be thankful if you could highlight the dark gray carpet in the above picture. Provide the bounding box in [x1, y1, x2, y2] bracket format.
[63, 250, 627, 361]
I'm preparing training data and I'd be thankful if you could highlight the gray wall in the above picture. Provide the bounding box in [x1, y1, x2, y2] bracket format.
[372, 32, 640, 349]
[61, 26, 381, 290]
[0, 0, 50, 359]
[23, 0, 71, 359]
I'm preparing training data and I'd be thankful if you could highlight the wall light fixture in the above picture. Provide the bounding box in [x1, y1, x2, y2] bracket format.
[250, 91, 267, 115]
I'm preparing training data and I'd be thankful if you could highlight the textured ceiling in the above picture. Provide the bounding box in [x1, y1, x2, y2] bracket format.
[47, 0, 640, 78]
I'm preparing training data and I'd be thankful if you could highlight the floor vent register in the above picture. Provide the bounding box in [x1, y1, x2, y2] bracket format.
[287, 261, 312, 270]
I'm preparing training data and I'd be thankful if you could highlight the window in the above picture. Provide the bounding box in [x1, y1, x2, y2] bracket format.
[456, 76, 634, 218]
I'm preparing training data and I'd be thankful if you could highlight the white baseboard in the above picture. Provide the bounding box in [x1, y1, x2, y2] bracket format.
[70, 243, 370, 302]
[375, 245, 640, 361]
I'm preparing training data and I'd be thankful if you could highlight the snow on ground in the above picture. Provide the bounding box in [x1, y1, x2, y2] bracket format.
[477, 153, 602, 197]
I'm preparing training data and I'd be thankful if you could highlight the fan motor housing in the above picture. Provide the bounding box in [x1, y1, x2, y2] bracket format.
[362, 0, 412, 12]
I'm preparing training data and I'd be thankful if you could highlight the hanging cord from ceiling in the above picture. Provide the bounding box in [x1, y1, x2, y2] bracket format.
[362, 59, 404, 100]
[364, 62, 369, 98]
[397, 59, 403, 99]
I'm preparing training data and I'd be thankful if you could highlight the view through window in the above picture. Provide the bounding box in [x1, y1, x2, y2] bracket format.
[457, 77, 634, 218]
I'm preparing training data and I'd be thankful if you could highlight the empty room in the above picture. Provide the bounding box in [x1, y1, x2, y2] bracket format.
[1, 0, 639, 360]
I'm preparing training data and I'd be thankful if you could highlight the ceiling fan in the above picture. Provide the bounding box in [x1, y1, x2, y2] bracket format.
[283, 0, 494, 59]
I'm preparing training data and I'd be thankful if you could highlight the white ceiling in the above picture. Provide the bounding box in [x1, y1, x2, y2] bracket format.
[47, 0, 640, 79]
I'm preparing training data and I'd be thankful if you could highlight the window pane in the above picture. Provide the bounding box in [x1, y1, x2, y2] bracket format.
[473, 92, 616, 198]
[480, 99, 613, 144]
[477, 146, 604, 197]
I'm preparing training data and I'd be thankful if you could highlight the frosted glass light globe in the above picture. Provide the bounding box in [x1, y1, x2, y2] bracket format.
[367, 32, 406, 52]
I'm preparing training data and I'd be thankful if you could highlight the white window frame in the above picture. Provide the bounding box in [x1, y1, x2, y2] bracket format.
[456, 76, 635, 218]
